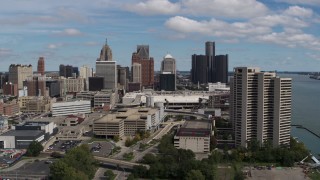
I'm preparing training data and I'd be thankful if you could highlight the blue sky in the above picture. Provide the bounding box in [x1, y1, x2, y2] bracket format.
[0, 0, 320, 72]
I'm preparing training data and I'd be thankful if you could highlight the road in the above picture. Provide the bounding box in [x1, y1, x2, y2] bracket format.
[132, 143, 159, 162]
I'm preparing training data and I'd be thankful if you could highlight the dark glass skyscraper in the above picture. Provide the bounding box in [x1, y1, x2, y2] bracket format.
[191, 42, 228, 84]
[206, 41, 215, 82]
[191, 55, 208, 84]
[215, 55, 228, 83]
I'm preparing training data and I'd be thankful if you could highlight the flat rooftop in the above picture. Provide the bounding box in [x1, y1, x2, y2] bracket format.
[182, 120, 211, 129]
[94, 108, 158, 123]
[1, 130, 44, 137]
[176, 120, 212, 137]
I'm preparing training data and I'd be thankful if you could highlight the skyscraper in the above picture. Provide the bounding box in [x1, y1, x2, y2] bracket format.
[96, 39, 117, 90]
[80, 65, 92, 90]
[191, 55, 208, 84]
[8, 64, 33, 89]
[160, 54, 176, 91]
[215, 55, 228, 83]
[37, 57, 45, 75]
[25, 74, 47, 96]
[137, 45, 149, 59]
[206, 42, 215, 83]
[98, 38, 112, 61]
[230, 67, 292, 147]
[132, 63, 142, 84]
[117, 66, 128, 90]
[131, 45, 154, 88]
[96, 61, 117, 90]
[191, 42, 228, 84]
[161, 54, 176, 74]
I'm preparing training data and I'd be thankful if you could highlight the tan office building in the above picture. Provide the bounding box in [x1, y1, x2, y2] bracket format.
[93, 108, 163, 138]
[8, 64, 33, 89]
[230, 67, 292, 147]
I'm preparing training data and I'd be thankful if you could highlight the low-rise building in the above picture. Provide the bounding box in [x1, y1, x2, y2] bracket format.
[52, 100, 91, 117]
[0, 130, 45, 149]
[2, 83, 18, 97]
[18, 96, 52, 113]
[0, 100, 20, 117]
[94, 91, 117, 109]
[93, 107, 164, 138]
[56, 126, 85, 140]
[174, 120, 212, 153]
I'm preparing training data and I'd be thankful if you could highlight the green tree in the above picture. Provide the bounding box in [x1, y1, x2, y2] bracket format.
[50, 144, 96, 180]
[26, 141, 43, 157]
[50, 160, 88, 180]
[113, 135, 120, 142]
[132, 165, 148, 178]
[141, 153, 157, 164]
[185, 170, 205, 180]
[104, 169, 116, 180]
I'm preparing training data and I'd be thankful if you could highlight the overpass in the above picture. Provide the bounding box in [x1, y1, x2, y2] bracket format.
[94, 156, 150, 169]
[164, 109, 209, 119]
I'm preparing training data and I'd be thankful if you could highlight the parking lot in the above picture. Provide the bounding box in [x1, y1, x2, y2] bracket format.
[89, 141, 114, 157]
[47, 140, 82, 152]
[248, 167, 308, 180]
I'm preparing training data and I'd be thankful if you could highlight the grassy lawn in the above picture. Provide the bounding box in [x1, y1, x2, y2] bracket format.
[87, 137, 110, 143]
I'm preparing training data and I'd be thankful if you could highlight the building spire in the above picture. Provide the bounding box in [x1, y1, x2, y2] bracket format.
[105, 38, 108, 45]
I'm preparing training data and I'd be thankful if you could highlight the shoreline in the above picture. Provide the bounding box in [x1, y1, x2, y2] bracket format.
[291, 124, 320, 139]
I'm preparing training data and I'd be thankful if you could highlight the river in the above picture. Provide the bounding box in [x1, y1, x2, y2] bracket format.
[285, 74, 320, 157]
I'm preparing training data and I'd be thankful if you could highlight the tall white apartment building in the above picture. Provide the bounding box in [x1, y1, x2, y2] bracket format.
[230, 67, 291, 147]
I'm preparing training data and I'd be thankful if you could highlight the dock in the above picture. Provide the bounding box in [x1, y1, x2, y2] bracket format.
[292, 124, 320, 139]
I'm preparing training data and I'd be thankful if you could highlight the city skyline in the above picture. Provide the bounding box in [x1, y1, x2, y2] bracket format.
[1, 0, 320, 72]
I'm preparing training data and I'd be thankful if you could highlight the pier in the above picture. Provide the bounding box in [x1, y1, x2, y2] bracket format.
[291, 124, 320, 139]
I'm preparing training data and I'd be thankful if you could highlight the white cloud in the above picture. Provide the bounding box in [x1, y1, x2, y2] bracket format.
[283, 6, 313, 18]
[276, 0, 320, 6]
[47, 44, 58, 49]
[47, 43, 67, 49]
[165, 16, 271, 38]
[125, 0, 268, 18]
[251, 14, 309, 28]
[181, 0, 268, 18]
[56, 28, 83, 36]
[164, 4, 320, 51]
[254, 31, 320, 50]
[124, 0, 181, 15]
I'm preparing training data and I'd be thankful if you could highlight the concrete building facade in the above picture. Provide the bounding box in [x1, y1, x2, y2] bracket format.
[230, 67, 292, 147]
[93, 107, 164, 138]
[174, 120, 212, 153]
[52, 100, 91, 117]
[8, 64, 33, 89]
